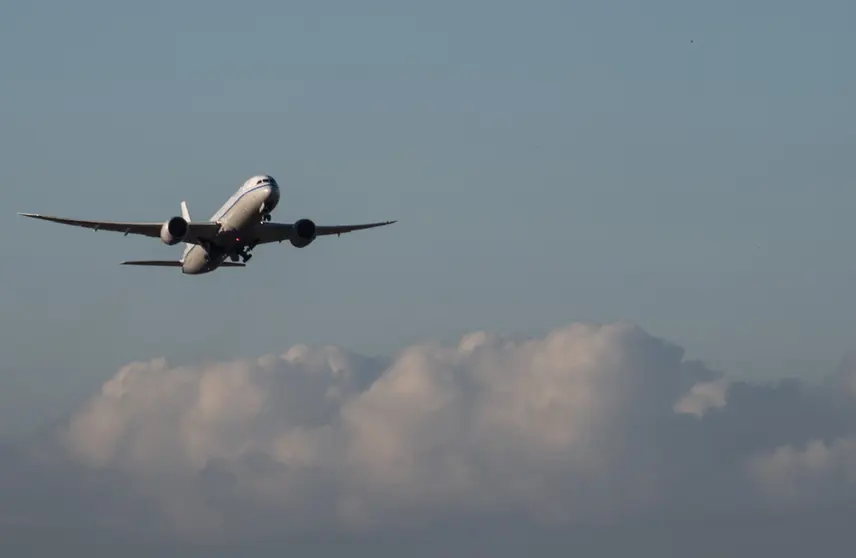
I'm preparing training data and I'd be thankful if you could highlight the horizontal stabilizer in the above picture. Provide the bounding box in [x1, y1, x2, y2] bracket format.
[120, 260, 246, 267]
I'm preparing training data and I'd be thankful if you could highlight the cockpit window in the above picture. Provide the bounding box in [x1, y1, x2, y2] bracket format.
[253, 177, 274, 187]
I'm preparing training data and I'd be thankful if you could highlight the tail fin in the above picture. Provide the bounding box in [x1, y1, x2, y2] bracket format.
[180, 201, 192, 262]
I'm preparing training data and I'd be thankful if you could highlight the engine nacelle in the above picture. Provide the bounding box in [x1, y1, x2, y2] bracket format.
[160, 216, 189, 245]
[290, 218, 316, 248]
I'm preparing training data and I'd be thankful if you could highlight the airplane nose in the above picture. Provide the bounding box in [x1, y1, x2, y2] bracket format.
[268, 184, 280, 204]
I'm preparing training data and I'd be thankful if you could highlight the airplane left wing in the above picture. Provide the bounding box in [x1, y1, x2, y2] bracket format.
[17, 213, 222, 244]
[254, 220, 397, 245]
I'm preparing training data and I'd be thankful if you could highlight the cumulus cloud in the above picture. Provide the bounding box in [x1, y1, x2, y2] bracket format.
[673, 377, 729, 417]
[3, 321, 856, 553]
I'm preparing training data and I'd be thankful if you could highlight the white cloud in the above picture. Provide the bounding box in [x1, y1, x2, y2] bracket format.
[674, 377, 729, 417]
[4, 321, 856, 548]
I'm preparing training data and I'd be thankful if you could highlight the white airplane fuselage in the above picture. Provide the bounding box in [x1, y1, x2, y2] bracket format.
[182, 175, 281, 274]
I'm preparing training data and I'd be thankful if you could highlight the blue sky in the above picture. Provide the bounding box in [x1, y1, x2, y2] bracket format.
[1, 0, 855, 441]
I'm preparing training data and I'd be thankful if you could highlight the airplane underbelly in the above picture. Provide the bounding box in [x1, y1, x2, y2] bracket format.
[182, 245, 220, 274]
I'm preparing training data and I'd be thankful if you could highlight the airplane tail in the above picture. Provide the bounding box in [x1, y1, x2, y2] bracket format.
[180, 201, 192, 262]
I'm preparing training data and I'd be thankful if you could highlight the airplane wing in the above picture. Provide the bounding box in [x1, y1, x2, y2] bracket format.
[253, 220, 397, 245]
[121, 260, 246, 267]
[17, 213, 221, 244]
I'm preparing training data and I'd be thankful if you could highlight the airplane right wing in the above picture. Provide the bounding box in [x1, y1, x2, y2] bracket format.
[253, 220, 397, 245]
[17, 213, 222, 244]
[314, 222, 399, 236]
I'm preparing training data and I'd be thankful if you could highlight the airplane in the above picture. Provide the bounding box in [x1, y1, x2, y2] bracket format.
[18, 174, 396, 275]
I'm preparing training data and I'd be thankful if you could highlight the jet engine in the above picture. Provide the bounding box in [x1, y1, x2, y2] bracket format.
[160, 216, 189, 245]
[290, 218, 316, 248]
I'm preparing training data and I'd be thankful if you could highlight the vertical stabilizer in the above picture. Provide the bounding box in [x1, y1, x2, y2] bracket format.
[180, 201, 192, 262]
